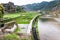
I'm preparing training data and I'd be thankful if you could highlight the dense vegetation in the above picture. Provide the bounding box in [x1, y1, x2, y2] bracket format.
[2, 2, 24, 13]
[0, 4, 4, 18]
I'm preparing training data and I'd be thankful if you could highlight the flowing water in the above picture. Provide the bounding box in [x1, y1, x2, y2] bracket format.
[38, 18, 60, 40]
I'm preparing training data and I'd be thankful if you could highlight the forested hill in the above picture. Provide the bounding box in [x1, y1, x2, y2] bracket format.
[22, 1, 49, 11]
[22, 0, 60, 11]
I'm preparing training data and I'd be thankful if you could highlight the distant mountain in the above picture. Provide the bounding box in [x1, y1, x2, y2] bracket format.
[22, 1, 49, 11]
[42, 1, 57, 11]
[22, 0, 60, 11]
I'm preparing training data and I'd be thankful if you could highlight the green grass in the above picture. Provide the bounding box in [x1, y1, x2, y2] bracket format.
[4, 13, 20, 19]
[16, 12, 38, 24]
[4, 33, 20, 40]
[16, 12, 40, 24]
[4, 12, 40, 24]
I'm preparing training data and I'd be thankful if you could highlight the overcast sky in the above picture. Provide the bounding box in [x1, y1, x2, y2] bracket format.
[0, 0, 52, 5]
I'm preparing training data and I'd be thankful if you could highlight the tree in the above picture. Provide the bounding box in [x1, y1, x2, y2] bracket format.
[7, 2, 15, 13]
[0, 4, 4, 28]
[0, 4, 4, 19]
[15, 6, 25, 12]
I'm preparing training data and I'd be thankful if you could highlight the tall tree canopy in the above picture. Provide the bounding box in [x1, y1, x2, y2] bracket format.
[0, 4, 4, 19]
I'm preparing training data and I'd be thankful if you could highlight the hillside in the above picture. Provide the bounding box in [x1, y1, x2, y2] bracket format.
[22, 1, 49, 11]
[2, 2, 24, 13]
[22, 0, 60, 11]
